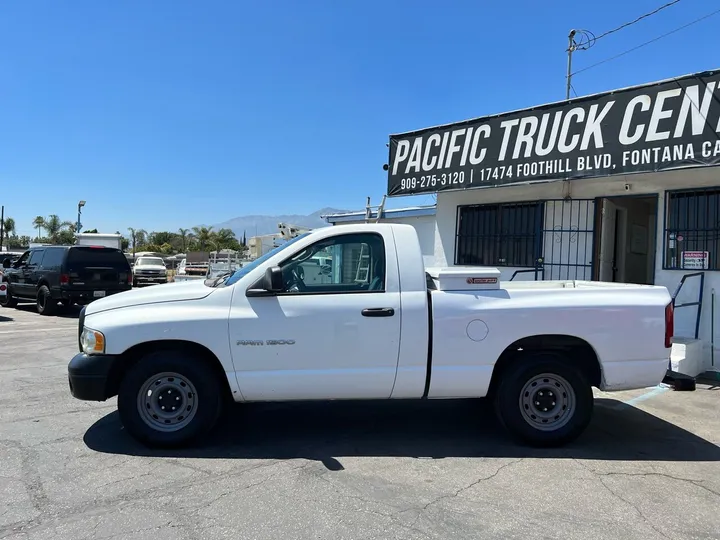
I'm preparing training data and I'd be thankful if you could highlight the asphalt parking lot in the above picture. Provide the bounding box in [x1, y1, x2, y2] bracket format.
[1, 304, 719, 540]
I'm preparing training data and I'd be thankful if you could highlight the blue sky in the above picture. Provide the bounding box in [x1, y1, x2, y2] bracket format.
[1, 0, 718, 237]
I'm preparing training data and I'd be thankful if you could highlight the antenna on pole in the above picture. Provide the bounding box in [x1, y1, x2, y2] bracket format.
[565, 29, 596, 99]
[566, 29, 576, 100]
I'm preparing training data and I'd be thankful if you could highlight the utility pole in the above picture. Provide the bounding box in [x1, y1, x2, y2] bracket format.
[566, 29, 576, 100]
[0, 205, 4, 251]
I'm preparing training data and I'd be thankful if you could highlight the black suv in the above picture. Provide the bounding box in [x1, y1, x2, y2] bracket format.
[0, 245, 132, 315]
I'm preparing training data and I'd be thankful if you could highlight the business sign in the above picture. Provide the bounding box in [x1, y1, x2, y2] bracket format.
[681, 250, 709, 270]
[387, 69, 720, 196]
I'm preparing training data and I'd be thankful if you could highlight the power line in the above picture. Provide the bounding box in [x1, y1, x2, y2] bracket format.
[591, 0, 682, 43]
[571, 7, 720, 77]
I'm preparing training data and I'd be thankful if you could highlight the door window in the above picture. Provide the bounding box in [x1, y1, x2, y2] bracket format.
[27, 250, 45, 267]
[279, 233, 386, 294]
[14, 252, 30, 267]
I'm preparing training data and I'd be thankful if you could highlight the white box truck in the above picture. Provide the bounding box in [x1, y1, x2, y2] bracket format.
[75, 233, 123, 250]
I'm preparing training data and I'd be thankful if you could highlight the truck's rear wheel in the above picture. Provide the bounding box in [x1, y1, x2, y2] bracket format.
[36, 285, 58, 315]
[118, 350, 223, 448]
[494, 354, 593, 447]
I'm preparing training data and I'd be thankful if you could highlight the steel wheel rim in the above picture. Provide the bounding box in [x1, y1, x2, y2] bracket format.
[137, 372, 198, 432]
[519, 373, 575, 431]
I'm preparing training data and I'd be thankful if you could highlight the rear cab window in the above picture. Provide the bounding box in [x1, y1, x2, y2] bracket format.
[64, 247, 132, 287]
[66, 247, 130, 270]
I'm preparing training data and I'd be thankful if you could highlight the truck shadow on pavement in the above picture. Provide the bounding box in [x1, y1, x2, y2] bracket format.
[15, 304, 82, 318]
[83, 398, 720, 467]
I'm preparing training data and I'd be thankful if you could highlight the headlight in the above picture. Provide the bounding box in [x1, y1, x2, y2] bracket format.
[81, 327, 105, 355]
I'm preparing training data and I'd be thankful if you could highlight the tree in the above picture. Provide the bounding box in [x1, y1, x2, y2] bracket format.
[33, 216, 45, 241]
[116, 231, 130, 251]
[178, 228, 189, 252]
[83, 228, 98, 234]
[9, 235, 31, 249]
[127, 227, 148, 256]
[148, 231, 179, 250]
[43, 214, 74, 244]
[3, 217, 15, 242]
[55, 230, 76, 245]
[191, 226, 213, 251]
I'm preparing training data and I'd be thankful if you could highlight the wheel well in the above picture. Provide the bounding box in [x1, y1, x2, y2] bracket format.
[488, 334, 602, 396]
[106, 340, 233, 402]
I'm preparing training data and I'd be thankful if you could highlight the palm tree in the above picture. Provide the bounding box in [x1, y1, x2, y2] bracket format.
[44, 214, 74, 243]
[178, 228, 189, 252]
[127, 227, 148, 256]
[33, 216, 45, 240]
[191, 226, 213, 251]
[3, 217, 15, 241]
[214, 228, 236, 249]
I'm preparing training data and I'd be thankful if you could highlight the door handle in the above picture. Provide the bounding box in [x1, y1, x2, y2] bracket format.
[361, 307, 395, 317]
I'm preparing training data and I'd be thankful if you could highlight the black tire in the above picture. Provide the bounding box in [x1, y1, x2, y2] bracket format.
[132, 279, 138, 288]
[118, 350, 224, 448]
[0, 282, 18, 308]
[36, 285, 58, 316]
[494, 353, 593, 447]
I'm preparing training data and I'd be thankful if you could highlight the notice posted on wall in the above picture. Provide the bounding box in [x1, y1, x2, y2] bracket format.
[681, 251, 710, 270]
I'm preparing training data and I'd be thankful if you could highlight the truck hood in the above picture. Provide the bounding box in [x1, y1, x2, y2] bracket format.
[84, 280, 213, 315]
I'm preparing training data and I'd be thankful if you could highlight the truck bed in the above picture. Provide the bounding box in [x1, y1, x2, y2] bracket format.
[424, 266, 671, 397]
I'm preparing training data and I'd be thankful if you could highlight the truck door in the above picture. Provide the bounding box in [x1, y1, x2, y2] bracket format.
[229, 231, 401, 401]
[9, 251, 31, 298]
[25, 249, 46, 296]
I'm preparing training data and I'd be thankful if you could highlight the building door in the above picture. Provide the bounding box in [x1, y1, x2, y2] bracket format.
[599, 198, 619, 282]
[596, 196, 657, 285]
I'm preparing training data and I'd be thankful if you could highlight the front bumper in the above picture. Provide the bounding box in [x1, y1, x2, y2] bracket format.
[68, 352, 121, 401]
[133, 275, 167, 285]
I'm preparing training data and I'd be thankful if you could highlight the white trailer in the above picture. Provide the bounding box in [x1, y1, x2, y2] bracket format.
[76, 233, 123, 250]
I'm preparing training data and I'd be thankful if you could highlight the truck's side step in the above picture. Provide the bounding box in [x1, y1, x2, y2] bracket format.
[662, 369, 696, 391]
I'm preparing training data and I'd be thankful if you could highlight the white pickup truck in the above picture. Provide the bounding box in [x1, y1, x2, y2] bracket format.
[67, 223, 674, 448]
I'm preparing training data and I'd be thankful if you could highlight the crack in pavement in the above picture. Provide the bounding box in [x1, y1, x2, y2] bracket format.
[0, 440, 50, 518]
[402, 458, 524, 529]
[574, 460, 672, 539]
[597, 477, 671, 540]
[0, 457, 289, 537]
[593, 471, 720, 499]
[308, 476, 432, 539]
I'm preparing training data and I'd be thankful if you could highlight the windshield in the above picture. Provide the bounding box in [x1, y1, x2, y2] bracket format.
[137, 257, 165, 266]
[222, 232, 311, 286]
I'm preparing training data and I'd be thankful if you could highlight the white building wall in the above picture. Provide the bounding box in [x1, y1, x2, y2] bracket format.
[434, 167, 720, 369]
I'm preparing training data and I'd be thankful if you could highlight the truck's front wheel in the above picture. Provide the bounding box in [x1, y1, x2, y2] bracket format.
[494, 354, 593, 447]
[118, 351, 223, 448]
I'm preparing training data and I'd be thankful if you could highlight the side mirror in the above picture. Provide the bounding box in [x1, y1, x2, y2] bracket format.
[2, 258, 10, 269]
[263, 266, 284, 292]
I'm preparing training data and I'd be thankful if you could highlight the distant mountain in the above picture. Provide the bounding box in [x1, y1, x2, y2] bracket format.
[211, 207, 349, 238]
